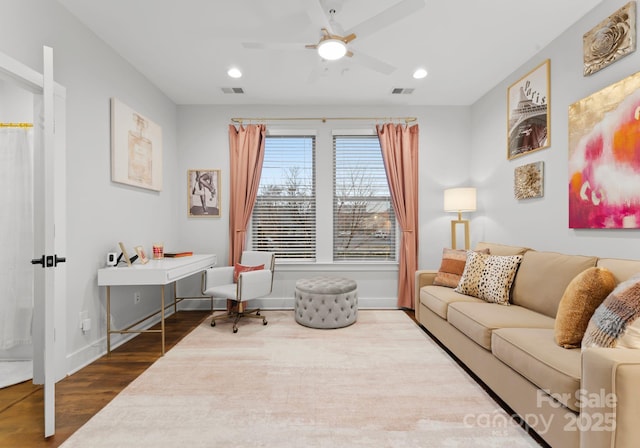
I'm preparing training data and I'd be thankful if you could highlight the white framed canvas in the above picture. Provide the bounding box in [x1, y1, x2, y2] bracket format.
[111, 97, 163, 191]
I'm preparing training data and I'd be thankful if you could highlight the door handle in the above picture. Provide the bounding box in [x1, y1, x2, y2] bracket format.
[30, 254, 66, 268]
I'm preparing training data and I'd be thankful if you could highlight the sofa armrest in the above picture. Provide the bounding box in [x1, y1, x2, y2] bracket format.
[580, 348, 640, 448]
[414, 270, 437, 322]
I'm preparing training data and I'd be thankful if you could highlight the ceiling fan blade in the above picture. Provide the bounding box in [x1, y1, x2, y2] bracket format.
[214, 11, 312, 39]
[306, 0, 335, 35]
[242, 42, 306, 51]
[345, 0, 425, 40]
[351, 50, 396, 75]
[307, 65, 324, 84]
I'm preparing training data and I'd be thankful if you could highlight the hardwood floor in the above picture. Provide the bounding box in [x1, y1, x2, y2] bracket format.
[0, 310, 210, 448]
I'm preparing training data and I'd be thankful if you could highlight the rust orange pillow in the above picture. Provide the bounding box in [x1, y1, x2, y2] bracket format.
[233, 263, 265, 283]
[433, 248, 490, 288]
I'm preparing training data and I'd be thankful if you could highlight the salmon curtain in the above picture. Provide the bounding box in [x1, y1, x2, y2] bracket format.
[228, 124, 266, 265]
[376, 123, 419, 309]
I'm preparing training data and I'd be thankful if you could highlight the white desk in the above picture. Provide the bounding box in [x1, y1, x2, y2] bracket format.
[98, 254, 216, 355]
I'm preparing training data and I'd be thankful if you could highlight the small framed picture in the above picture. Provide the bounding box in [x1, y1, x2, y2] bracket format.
[118, 242, 134, 266]
[134, 245, 149, 264]
[583, 2, 636, 76]
[514, 161, 544, 200]
[188, 169, 221, 217]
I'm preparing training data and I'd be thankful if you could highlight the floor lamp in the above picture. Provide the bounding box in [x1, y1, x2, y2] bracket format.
[444, 187, 477, 250]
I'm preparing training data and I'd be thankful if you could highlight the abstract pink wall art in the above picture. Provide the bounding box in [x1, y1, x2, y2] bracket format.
[568, 71, 640, 228]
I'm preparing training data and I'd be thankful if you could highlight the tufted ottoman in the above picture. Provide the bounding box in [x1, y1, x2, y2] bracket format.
[294, 276, 358, 329]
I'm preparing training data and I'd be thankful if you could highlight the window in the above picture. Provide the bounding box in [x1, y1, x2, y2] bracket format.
[333, 135, 396, 261]
[251, 135, 316, 260]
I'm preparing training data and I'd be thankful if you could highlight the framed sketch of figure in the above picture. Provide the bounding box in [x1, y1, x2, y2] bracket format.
[188, 169, 220, 217]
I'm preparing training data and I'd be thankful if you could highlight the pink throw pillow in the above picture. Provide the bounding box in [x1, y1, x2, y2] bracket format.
[233, 263, 265, 283]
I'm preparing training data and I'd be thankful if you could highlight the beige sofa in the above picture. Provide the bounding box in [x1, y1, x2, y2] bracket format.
[414, 242, 640, 448]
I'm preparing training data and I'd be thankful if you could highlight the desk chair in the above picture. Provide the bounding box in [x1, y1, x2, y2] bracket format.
[202, 251, 275, 333]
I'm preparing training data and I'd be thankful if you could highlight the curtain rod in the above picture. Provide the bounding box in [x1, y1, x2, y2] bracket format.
[230, 116, 417, 124]
[0, 122, 33, 128]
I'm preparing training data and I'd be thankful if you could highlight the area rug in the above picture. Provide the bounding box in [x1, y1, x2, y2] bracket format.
[60, 311, 539, 447]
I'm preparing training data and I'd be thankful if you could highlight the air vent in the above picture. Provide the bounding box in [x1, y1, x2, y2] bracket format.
[391, 88, 414, 95]
[221, 87, 245, 94]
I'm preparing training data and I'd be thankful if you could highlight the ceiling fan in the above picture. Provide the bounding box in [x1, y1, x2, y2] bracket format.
[241, 0, 425, 76]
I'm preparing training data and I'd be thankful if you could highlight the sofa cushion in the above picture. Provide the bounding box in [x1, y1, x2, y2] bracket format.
[420, 285, 484, 319]
[555, 267, 616, 348]
[511, 251, 598, 318]
[597, 257, 640, 283]
[433, 248, 489, 288]
[454, 252, 522, 305]
[583, 274, 640, 349]
[474, 242, 530, 256]
[492, 328, 582, 412]
[447, 302, 555, 350]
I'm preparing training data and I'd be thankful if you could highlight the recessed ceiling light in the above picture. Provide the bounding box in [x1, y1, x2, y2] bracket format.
[413, 68, 428, 79]
[227, 67, 242, 79]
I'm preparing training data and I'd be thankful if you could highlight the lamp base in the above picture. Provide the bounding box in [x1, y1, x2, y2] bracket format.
[450, 218, 470, 250]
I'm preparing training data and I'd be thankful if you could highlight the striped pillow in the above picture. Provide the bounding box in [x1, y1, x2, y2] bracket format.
[582, 274, 640, 349]
[433, 248, 490, 288]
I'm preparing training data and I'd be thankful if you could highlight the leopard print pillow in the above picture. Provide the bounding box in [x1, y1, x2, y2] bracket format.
[454, 251, 523, 305]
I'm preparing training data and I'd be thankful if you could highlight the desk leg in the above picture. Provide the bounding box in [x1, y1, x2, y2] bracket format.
[161, 285, 165, 355]
[106, 286, 111, 356]
[173, 281, 177, 315]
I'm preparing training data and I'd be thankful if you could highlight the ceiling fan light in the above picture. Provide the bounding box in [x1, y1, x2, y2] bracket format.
[317, 39, 347, 60]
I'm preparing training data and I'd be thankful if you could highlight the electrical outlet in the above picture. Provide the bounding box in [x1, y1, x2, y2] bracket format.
[134, 292, 141, 304]
[79, 311, 88, 329]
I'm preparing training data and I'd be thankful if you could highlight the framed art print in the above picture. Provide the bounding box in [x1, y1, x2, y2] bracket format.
[568, 70, 640, 228]
[583, 1, 636, 76]
[507, 60, 550, 160]
[111, 98, 163, 191]
[514, 161, 544, 200]
[134, 245, 149, 264]
[188, 169, 221, 217]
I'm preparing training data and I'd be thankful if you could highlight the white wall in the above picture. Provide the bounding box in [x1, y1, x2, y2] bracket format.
[470, 0, 640, 259]
[176, 104, 471, 306]
[0, 0, 180, 373]
[0, 80, 33, 122]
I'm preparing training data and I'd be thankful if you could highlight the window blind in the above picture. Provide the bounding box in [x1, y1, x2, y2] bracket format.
[333, 135, 396, 261]
[251, 136, 316, 260]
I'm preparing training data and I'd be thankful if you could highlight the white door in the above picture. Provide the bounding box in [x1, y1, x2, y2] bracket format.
[41, 45, 60, 438]
[1, 46, 67, 438]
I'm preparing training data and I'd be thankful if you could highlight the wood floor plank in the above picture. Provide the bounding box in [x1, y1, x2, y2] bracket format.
[0, 311, 210, 448]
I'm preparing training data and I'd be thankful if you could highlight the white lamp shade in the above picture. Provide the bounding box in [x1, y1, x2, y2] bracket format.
[317, 39, 347, 60]
[444, 187, 477, 212]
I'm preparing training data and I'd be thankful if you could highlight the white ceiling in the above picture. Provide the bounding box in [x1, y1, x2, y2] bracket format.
[56, 0, 604, 106]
